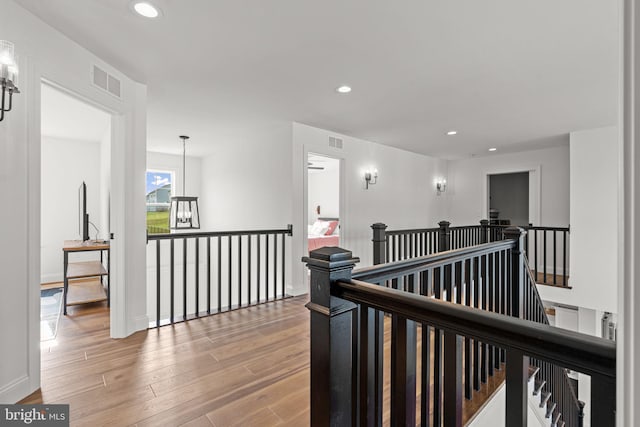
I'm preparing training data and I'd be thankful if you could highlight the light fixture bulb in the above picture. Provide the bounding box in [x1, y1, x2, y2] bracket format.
[336, 85, 352, 94]
[0, 40, 15, 66]
[133, 2, 160, 18]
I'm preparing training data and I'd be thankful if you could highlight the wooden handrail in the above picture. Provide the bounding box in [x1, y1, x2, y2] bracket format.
[335, 278, 615, 379]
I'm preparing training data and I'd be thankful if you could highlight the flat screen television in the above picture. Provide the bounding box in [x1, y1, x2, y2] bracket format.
[79, 182, 90, 241]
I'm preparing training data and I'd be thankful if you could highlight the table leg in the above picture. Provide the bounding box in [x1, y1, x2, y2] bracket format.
[63, 251, 69, 315]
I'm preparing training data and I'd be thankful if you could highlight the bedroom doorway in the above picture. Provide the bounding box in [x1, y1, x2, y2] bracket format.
[306, 153, 341, 253]
[40, 81, 113, 345]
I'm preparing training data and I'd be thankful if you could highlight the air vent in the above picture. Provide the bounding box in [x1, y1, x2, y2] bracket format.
[329, 136, 343, 149]
[92, 65, 122, 99]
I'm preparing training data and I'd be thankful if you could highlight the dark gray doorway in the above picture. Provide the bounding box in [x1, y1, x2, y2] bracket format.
[488, 172, 529, 226]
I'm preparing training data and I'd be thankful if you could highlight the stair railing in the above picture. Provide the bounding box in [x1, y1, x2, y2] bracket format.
[309, 228, 614, 426]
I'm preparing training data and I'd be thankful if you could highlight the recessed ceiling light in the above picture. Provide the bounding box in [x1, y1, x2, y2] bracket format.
[446, 131, 457, 136]
[489, 147, 497, 152]
[336, 85, 352, 94]
[133, 2, 160, 18]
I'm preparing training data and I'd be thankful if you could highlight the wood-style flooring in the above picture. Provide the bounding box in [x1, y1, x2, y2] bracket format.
[23, 295, 504, 426]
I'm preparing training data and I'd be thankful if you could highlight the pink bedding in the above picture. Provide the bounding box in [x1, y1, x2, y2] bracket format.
[308, 235, 340, 252]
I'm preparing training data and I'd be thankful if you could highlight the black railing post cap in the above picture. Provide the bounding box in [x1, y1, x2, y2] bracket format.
[302, 246, 360, 270]
[480, 219, 489, 226]
[371, 223, 388, 230]
[438, 220, 451, 227]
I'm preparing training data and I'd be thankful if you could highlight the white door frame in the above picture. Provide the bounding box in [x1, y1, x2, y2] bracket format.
[482, 165, 542, 226]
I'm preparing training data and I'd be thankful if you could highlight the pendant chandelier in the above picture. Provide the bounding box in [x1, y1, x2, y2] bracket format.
[169, 135, 200, 229]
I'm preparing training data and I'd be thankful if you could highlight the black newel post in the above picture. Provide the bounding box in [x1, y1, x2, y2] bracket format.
[503, 227, 528, 427]
[303, 247, 360, 427]
[372, 223, 387, 265]
[438, 221, 451, 252]
[504, 227, 526, 319]
[480, 219, 489, 244]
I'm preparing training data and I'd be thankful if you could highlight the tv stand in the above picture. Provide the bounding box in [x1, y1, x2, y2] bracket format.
[62, 240, 110, 315]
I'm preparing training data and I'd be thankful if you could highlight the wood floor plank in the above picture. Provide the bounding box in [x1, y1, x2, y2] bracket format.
[31, 294, 505, 426]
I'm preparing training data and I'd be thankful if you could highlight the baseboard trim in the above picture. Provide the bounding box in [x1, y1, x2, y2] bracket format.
[0, 375, 32, 404]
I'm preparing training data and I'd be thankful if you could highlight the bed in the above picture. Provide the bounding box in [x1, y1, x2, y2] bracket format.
[308, 217, 340, 252]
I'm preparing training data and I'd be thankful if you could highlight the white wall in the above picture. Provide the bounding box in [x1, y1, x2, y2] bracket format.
[446, 145, 570, 227]
[40, 137, 103, 283]
[538, 127, 618, 313]
[199, 123, 293, 231]
[0, 1, 147, 402]
[292, 123, 448, 294]
[308, 157, 340, 224]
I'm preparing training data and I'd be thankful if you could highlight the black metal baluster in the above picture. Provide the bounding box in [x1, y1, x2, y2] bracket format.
[156, 239, 161, 327]
[443, 330, 463, 426]
[228, 235, 232, 310]
[183, 238, 187, 320]
[543, 230, 547, 284]
[257, 234, 261, 303]
[266, 234, 270, 300]
[170, 239, 175, 324]
[281, 233, 286, 298]
[534, 230, 538, 281]
[553, 229, 557, 285]
[488, 252, 495, 376]
[248, 235, 252, 305]
[238, 235, 242, 307]
[273, 234, 278, 299]
[207, 237, 211, 314]
[563, 230, 567, 287]
[473, 256, 481, 391]
[195, 237, 200, 316]
[217, 236, 222, 312]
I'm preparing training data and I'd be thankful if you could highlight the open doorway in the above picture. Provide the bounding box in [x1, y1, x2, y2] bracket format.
[40, 82, 112, 344]
[488, 172, 530, 226]
[306, 153, 341, 253]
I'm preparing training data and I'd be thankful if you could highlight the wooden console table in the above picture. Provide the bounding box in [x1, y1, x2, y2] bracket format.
[62, 240, 110, 315]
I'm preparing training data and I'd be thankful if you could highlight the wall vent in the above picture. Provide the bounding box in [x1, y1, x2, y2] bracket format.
[329, 136, 343, 149]
[92, 65, 122, 99]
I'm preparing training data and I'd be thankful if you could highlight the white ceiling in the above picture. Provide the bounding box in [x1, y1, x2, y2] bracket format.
[41, 83, 111, 142]
[18, 0, 619, 159]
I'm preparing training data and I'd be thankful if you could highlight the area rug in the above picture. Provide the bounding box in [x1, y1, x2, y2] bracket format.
[41, 288, 63, 341]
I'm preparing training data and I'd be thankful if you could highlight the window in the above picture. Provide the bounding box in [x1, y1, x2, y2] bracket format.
[146, 170, 174, 234]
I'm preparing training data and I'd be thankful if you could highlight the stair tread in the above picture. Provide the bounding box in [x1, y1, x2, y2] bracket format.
[540, 390, 552, 408]
[533, 379, 546, 396]
[528, 365, 540, 381]
[546, 401, 557, 418]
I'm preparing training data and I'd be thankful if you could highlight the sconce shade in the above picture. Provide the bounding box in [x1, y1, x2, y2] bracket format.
[170, 196, 200, 229]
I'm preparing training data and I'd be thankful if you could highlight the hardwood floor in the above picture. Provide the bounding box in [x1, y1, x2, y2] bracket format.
[23, 296, 504, 426]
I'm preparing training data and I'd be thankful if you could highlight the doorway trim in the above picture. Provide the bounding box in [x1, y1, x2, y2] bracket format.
[482, 165, 542, 226]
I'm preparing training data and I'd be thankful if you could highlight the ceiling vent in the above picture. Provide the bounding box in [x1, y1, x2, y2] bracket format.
[91, 65, 122, 99]
[329, 136, 343, 149]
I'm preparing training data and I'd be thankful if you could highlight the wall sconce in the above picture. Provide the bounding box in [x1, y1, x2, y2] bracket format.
[364, 168, 378, 190]
[436, 179, 447, 195]
[0, 40, 20, 122]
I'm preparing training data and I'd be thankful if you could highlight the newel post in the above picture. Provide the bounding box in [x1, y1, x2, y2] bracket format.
[438, 220, 451, 252]
[372, 223, 388, 265]
[503, 227, 528, 427]
[504, 227, 526, 319]
[480, 219, 489, 244]
[303, 247, 360, 427]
